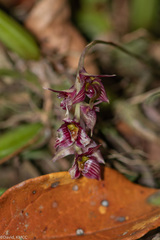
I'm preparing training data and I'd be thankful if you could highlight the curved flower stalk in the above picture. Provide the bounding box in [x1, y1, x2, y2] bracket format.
[45, 40, 116, 180]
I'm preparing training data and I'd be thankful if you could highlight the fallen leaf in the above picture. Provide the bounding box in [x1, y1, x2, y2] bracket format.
[0, 167, 160, 239]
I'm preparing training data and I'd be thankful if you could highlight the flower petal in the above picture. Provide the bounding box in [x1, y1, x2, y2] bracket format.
[82, 159, 101, 180]
[83, 141, 105, 164]
[76, 127, 91, 147]
[80, 105, 97, 134]
[52, 146, 75, 162]
[72, 84, 86, 105]
[69, 162, 81, 179]
[92, 150, 105, 164]
[55, 123, 72, 149]
[86, 144, 101, 155]
[46, 86, 77, 110]
[98, 82, 109, 103]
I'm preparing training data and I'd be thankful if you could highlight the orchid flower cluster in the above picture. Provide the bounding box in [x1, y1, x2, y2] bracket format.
[46, 40, 115, 180]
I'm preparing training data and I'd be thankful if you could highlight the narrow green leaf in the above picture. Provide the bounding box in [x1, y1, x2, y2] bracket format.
[0, 9, 40, 59]
[0, 123, 43, 161]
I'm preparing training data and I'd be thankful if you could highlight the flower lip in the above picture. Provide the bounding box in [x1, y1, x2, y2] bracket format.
[76, 144, 101, 170]
[67, 123, 79, 141]
[78, 156, 89, 171]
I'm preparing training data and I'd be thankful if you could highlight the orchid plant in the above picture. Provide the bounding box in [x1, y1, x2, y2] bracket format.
[45, 40, 115, 180]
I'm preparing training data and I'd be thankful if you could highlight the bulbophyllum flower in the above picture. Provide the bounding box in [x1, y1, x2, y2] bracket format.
[69, 145, 103, 180]
[79, 68, 110, 103]
[55, 119, 91, 151]
[80, 104, 99, 134]
[46, 86, 76, 111]
[73, 67, 115, 106]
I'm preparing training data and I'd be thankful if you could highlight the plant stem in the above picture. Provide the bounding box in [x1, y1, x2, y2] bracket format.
[77, 40, 160, 76]
[74, 102, 81, 121]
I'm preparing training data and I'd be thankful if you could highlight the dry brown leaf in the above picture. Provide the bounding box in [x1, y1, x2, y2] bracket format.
[0, 167, 160, 239]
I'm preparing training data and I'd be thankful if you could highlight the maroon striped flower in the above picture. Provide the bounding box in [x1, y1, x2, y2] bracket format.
[69, 145, 103, 180]
[73, 68, 111, 105]
[80, 104, 99, 134]
[47, 85, 76, 111]
[55, 119, 91, 151]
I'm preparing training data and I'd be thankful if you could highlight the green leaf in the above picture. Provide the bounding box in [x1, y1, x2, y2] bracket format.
[0, 188, 7, 196]
[147, 191, 160, 206]
[0, 123, 43, 162]
[0, 9, 40, 59]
